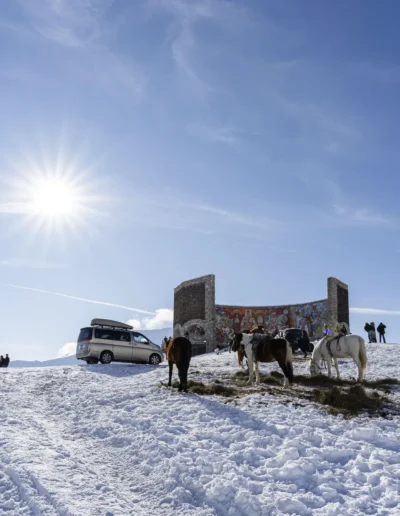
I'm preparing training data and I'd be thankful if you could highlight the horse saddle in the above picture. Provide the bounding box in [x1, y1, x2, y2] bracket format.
[326, 334, 342, 356]
[251, 334, 275, 362]
[250, 333, 265, 345]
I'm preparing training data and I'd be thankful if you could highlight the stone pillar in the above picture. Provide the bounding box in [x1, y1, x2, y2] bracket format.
[327, 277, 350, 331]
[173, 275, 216, 354]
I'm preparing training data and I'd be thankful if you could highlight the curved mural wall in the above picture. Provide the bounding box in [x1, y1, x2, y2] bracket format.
[174, 275, 349, 353]
[215, 300, 328, 346]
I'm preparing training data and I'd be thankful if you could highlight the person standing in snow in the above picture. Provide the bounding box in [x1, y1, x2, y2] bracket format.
[377, 323, 386, 343]
[0, 355, 4, 367]
[162, 337, 169, 352]
[3, 354, 9, 368]
[364, 322, 373, 343]
[370, 322, 377, 343]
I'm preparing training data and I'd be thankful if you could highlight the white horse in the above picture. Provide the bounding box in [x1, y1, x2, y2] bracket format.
[310, 335, 367, 382]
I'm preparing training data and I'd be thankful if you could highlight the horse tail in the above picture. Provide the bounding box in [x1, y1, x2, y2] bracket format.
[358, 337, 367, 375]
[285, 339, 294, 382]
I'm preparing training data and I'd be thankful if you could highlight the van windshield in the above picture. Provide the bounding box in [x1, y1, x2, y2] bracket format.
[78, 328, 92, 342]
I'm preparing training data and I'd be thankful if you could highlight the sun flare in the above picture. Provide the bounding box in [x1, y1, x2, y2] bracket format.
[31, 178, 78, 217]
[4, 148, 106, 242]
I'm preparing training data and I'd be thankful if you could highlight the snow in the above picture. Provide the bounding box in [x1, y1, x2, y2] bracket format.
[0, 343, 399, 515]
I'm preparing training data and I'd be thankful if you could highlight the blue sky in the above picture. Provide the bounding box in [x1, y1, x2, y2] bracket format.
[1, 0, 399, 360]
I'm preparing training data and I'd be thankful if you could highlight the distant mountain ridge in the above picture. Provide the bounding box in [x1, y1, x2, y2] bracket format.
[10, 327, 172, 368]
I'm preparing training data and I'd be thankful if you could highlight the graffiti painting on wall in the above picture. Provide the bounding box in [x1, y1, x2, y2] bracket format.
[215, 301, 328, 345]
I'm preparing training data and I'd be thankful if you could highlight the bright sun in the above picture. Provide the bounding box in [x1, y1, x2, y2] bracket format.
[31, 178, 77, 217]
[5, 146, 105, 241]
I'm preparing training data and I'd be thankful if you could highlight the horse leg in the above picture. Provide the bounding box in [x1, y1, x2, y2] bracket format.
[247, 352, 254, 385]
[168, 361, 173, 387]
[326, 356, 332, 378]
[255, 361, 260, 385]
[333, 357, 340, 379]
[177, 366, 184, 392]
[276, 357, 290, 387]
[352, 354, 363, 382]
[182, 365, 189, 393]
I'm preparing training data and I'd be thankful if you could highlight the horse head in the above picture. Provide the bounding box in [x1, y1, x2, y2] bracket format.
[232, 332, 243, 352]
[309, 338, 324, 376]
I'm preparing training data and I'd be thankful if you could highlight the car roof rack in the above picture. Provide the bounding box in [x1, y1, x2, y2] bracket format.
[90, 318, 134, 330]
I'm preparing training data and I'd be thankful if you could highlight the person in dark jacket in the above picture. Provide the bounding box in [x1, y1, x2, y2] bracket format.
[364, 322, 374, 343]
[370, 322, 377, 343]
[0, 355, 4, 367]
[3, 354, 9, 367]
[377, 323, 386, 343]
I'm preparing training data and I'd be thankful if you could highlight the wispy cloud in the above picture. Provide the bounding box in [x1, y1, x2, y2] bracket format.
[8, 285, 155, 315]
[136, 193, 279, 237]
[170, 24, 213, 98]
[193, 204, 274, 230]
[350, 62, 400, 84]
[16, 0, 111, 47]
[276, 94, 360, 142]
[186, 124, 239, 147]
[1, 259, 67, 269]
[15, 0, 145, 97]
[333, 204, 392, 227]
[148, 0, 255, 98]
[350, 307, 400, 316]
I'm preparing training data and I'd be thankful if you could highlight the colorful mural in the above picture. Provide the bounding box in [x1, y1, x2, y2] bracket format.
[215, 300, 329, 345]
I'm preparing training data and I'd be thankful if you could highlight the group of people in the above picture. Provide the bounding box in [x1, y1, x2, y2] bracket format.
[364, 322, 386, 343]
[0, 354, 10, 368]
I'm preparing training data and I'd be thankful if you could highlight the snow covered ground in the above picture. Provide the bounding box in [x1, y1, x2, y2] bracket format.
[0, 343, 399, 515]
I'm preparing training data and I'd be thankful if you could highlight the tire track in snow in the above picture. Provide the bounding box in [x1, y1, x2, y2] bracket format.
[1, 347, 399, 516]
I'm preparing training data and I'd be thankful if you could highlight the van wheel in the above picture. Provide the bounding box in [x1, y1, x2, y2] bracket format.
[149, 354, 161, 365]
[100, 351, 113, 364]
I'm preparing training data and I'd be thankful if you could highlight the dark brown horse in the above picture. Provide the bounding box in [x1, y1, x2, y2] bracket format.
[232, 332, 294, 387]
[166, 337, 192, 392]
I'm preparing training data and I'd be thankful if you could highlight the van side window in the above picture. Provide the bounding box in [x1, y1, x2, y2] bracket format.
[95, 329, 117, 340]
[132, 333, 149, 344]
[115, 331, 131, 342]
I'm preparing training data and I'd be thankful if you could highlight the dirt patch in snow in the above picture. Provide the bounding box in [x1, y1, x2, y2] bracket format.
[165, 369, 400, 419]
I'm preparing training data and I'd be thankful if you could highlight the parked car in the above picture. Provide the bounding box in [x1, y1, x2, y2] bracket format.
[76, 318, 164, 365]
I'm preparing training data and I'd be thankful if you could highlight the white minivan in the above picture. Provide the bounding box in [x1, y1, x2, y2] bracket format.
[76, 319, 164, 365]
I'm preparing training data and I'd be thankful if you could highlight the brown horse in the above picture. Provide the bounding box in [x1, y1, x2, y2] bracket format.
[166, 337, 192, 392]
[232, 332, 294, 387]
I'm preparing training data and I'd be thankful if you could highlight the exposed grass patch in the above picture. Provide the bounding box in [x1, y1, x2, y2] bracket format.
[313, 385, 386, 417]
[294, 375, 400, 390]
[295, 375, 354, 387]
[187, 380, 237, 397]
[232, 372, 281, 387]
[365, 378, 400, 388]
[260, 375, 283, 386]
[234, 370, 248, 379]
